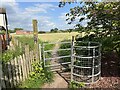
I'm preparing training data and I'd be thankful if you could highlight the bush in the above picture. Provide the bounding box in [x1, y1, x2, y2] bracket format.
[18, 62, 53, 88]
[16, 36, 42, 50]
[17, 40, 55, 88]
[2, 46, 23, 63]
[69, 81, 85, 88]
[75, 33, 120, 56]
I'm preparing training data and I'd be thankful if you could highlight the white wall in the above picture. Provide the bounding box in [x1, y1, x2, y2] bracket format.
[0, 14, 6, 29]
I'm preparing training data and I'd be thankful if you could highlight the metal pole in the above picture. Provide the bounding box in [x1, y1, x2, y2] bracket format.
[71, 36, 74, 82]
[99, 44, 102, 80]
[92, 48, 95, 83]
[42, 43, 45, 69]
[39, 44, 42, 62]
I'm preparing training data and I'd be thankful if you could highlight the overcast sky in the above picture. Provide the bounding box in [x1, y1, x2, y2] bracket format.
[1, 0, 88, 31]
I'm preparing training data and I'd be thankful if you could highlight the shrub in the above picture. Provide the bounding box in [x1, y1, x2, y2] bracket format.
[69, 81, 85, 88]
[18, 62, 53, 88]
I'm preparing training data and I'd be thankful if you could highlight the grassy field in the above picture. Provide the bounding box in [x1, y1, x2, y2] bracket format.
[12, 32, 79, 42]
[38, 32, 78, 42]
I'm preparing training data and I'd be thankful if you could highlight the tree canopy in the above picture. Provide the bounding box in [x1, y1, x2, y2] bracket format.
[59, 1, 120, 55]
[59, 2, 120, 36]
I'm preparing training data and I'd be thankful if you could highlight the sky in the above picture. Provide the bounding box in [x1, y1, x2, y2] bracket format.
[1, 0, 88, 31]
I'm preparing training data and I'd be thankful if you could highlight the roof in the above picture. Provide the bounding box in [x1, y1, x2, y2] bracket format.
[0, 8, 6, 14]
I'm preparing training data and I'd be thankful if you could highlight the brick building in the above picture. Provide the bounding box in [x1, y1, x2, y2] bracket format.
[16, 30, 33, 35]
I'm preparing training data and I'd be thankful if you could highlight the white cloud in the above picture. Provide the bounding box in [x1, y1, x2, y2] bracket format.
[59, 12, 69, 20]
[1, 1, 88, 31]
[0, 1, 57, 31]
[25, 3, 58, 14]
[1, 0, 15, 2]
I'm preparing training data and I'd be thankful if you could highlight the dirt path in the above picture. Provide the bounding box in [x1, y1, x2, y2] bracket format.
[42, 42, 68, 88]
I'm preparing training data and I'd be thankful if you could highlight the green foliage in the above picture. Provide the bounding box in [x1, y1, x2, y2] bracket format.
[76, 33, 120, 56]
[2, 36, 42, 63]
[50, 28, 58, 33]
[69, 81, 85, 88]
[0, 30, 6, 34]
[18, 62, 53, 88]
[14, 28, 23, 32]
[38, 31, 46, 34]
[16, 36, 42, 50]
[8, 30, 15, 33]
[59, 2, 120, 56]
[18, 41, 54, 88]
[2, 46, 23, 63]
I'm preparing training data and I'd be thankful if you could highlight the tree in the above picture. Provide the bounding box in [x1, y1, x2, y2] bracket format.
[38, 31, 46, 34]
[50, 28, 58, 33]
[59, 2, 120, 36]
[8, 29, 15, 33]
[59, 1, 120, 55]
[14, 28, 23, 32]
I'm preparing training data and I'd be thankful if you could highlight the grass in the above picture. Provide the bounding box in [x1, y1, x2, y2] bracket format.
[14, 36, 54, 88]
[38, 32, 78, 42]
[12, 32, 78, 42]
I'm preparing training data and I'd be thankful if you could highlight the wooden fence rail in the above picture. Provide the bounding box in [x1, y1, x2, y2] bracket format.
[1, 45, 35, 88]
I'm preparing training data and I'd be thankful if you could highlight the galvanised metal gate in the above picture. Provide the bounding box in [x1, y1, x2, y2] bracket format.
[41, 41, 72, 71]
[40, 37, 101, 84]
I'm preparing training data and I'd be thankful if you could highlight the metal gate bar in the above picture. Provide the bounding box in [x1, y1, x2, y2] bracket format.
[40, 37, 101, 84]
[42, 41, 71, 68]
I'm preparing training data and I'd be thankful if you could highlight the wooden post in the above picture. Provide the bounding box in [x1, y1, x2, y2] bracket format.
[7, 62, 13, 87]
[22, 54, 27, 80]
[0, 39, 3, 89]
[32, 19, 39, 62]
[25, 45, 29, 78]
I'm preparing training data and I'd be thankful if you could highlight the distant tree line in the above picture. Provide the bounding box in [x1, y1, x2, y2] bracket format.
[8, 28, 23, 33]
[8, 27, 83, 34]
[49, 27, 80, 33]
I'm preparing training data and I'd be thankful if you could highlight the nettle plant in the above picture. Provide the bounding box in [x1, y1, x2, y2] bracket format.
[29, 62, 53, 83]
[29, 62, 46, 81]
[69, 81, 85, 88]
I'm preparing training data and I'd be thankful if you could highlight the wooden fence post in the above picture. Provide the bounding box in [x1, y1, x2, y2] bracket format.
[0, 39, 2, 89]
[10, 60, 15, 87]
[25, 45, 30, 78]
[7, 62, 13, 87]
[18, 56, 22, 82]
[13, 58, 17, 86]
[20, 55, 25, 81]
[32, 19, 39, 62]
[23, 54, 27, 80]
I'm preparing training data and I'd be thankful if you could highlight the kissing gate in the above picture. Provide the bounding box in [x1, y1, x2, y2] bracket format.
[40, 37, 101, 84]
